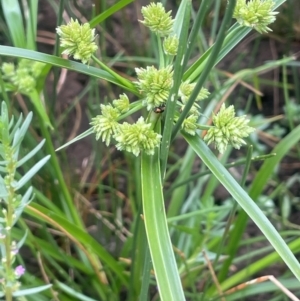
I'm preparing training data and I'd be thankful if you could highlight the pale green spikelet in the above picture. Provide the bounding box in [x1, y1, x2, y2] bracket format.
[181, 114, 198, 136]
[163, 35, 179, 56]
[1, 59, 45, 94]
[233, 0, 278, 34]
[140, 3, 174, 37]
[179, 81, 210, 117]
[204, 104, 255, 153]
[179, 81, 210, 103]
[114, 117, 161, 156]
[56, 18, 98, 64]
[1, 63, 15, 78]
[135, 65, 173, 110]
[113, 94, 130, 113]
[90, 104, 120, 146]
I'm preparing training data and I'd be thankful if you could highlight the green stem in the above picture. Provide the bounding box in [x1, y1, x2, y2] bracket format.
[3, 145, 18, 301]
[141, 121, 185, 301]
[157, 35, 165, 68]
[29, 93, 83, 227]
[172, 0, 236, 137]
[91, 54, 135, 90]
[160, 0, 191, 179]
[182, 0, 211, 70]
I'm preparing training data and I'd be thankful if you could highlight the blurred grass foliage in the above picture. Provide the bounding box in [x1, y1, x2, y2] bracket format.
[0, 0, 300, 300]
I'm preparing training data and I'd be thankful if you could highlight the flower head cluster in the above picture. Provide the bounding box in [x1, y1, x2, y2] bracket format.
[135, 65, 173, 110]
[91, 94, 131, 146]
[181, 114, 199, 136]
[91, 104, 120, 146]
[204, 104, 255, 153]
[233, 0, 278, 33]
[115, 117, 161, 156]
[179, 81, 210, 104]
[1, 59, 45, 94]
[178, 81, 210, 135]
[91, 96, 161, 156]
[56, 18, 98, 64]
[140, 3, 174, 37]
[113, 94, 130, 114]
[163, 35, 179, 56]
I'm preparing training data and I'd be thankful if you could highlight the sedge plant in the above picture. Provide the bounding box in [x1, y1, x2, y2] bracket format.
[0, 0, 300, 300]
[54, 0, 300, 300]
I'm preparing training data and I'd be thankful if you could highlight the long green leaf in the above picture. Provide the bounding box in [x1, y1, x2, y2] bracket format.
[183, 133, 300, 284]
[89, 0, 135, 28]
[1, 0, 26, 47]
[25, 203, 128, 285]
[0, 46, 139, 95]
[141, 148, 185, 301]
[219, 237, 300, 292]
[26, 0, 38, 50]
[218, 123, 300, 282]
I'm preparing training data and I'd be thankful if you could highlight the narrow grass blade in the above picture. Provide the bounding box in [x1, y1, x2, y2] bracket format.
[0, 46, 139, 95]
[26, 0, 38, 50]
[219, 237, 300, 292]
[12, 285, 52, 297]
[89, 0, 134, 28]
[56, 282, 98, 301]
[26, 203, 128, 285]
[183, 132, 300, 284]
[1, 0, 26, 47]
[160, 0, 191, 178]
[141, 148, 185, 301]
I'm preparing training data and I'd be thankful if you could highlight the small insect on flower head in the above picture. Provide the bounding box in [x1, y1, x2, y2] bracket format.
[153, 105, 166, 114]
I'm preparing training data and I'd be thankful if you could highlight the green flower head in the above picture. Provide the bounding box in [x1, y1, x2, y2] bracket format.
[233, 0, 278, 34]
[181, 114, 199, 136]
[135, 65, 173, 110]
[179, 81, 210, 103]
[204, 104, 255, 153]
[140, 3, 174, 37]
[113, 94, 130, 114]
[1, 63, 15, 78]
[114, 117, 161, 156]
[56, 18, 98, 64]
[90, 104, 120, 146]
[1, 59, 46, 94]
[163, 35, 179, 56]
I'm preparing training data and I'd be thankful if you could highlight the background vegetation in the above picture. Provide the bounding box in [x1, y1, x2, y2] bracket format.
[0, 0, 299, 300]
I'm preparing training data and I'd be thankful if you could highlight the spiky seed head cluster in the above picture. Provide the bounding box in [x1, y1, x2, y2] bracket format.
[233, 0, 278, 34]
[90, 104, 120, 146]
[91, 96, 161, 156]
[204, 104, 255, 153]
[178, 81, 210, 135]
[140, 3, 174, 37]
[115, 117, 162, 156]
[1, 59, 45, 94]
[163, 35, 179, 56]
[181, 114, 199, 136]
[135, 65, 173, 110]
[56, 18, 98, 64]
[113, 94, 130, 114]
[179, 81, 210, 104]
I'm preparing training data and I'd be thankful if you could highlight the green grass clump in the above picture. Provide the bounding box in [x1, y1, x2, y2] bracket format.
[0, 0, 300, 300]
